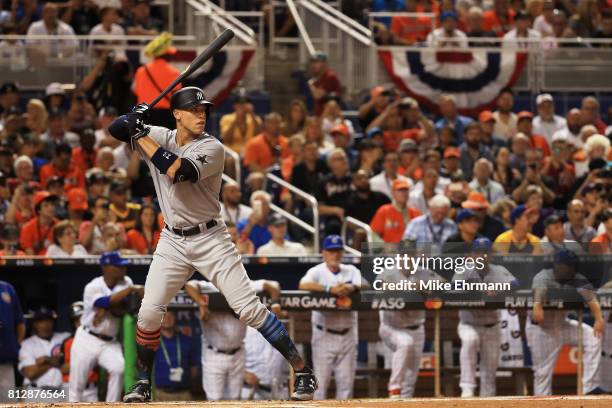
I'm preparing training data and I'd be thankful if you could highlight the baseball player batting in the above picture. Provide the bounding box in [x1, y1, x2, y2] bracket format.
[107, 87, 317, 402]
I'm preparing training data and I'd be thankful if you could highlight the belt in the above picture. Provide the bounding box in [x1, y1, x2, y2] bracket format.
[243, 383, 272, 392]
[207, 344, 241, 355]
[84, 327, 115, 342]
[316, 324, 350, 335]
[165, 220, 217, 237]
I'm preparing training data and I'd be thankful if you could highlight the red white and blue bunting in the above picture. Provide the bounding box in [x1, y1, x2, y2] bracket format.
[379, 49, 527, 116]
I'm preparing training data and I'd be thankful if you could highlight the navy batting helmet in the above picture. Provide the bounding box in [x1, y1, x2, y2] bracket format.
[170, 87, 214, 111]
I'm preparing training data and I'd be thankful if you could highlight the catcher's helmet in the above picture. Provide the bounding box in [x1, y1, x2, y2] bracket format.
[70, 301, 84, 319]
[170, 87, 214, 111]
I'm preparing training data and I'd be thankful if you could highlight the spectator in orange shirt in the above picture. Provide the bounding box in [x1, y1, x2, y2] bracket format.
[590, 210, 612, 254]
[390, 0, 437, 45]
[133, 32, 182, 128]
[307, 52, 342, 116]
[281, 134, 305, 181]
[0, 223, 25, 256]
[71, 127, 97, 175]
[516, 111, 551, 157]
[66, 188, 89, 231]
[243, 112, 290, 173]
[20, 190, 59, 255]
[39, 144, 86, 192]
[126, 204, 160, 255]
[370, 178, 422, 243]
[483, 0, 515, 36]
[5, 184, 34, 227]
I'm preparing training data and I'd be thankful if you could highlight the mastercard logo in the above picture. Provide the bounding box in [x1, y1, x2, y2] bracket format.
[424, 298, 443, 310]
[336, 296, 352, 309]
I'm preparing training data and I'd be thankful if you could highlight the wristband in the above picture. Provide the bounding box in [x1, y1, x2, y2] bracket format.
[151, 147, 178, 175]
[270, 302, 281, 309]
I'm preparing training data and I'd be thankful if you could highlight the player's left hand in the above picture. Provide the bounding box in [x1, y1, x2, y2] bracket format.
[132, 103, 151, 122]
[593, 318, 605, 338]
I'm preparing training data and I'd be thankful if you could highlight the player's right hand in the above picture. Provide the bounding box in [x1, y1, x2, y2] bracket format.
[131, 103, 151, 122]
[532, 302, 544, 323]
[593, 318, 605, 338]
[198, 304, 209, 321]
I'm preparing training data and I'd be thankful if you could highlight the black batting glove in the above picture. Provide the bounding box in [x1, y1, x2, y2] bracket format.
[131, 103, 151, 123]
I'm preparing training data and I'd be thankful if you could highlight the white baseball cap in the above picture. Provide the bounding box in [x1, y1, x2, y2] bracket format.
[45, 82, 65, 97]
[551, 130, 568, 143]
[536, 93, 553, 105]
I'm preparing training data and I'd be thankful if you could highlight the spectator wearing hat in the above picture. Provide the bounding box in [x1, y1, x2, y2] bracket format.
[459, 122, 495, 180]
[590, 210, 612, 254]
[0, 279, 25, 392]
[492, 88, 517, 142]
[40, 109, 80, 158]
[369, 151, 412, 200]
[478, 110, 505, 148]
[540, 214, 581, 254]
[220, 93, 261, 155]
[463, 191, 507, 242]
[20, 191, 59, 255]
[133, 32, 180, 128]
[19, 306, 70, 401]
[44, 83, 66, 112]
[26, 3, 78, 57]
[108, 180, 140, 231]
[308, 52, 342, 116]
[46, 220, 88, 257]
[89, 6, 127, 60]
[533, 94, 566, 144]
[427, 10, 468, 48]
[403, 194, 457, 246]
[327, 124, 356, 171]
[482, 0, 515, 37]
[370, 178, 421, 243]
[317, 148, 353, 234]
[123, 0, 162, 35]
[243, 112, 290, 173]
[39, 143, 86, 192]
[469, 158, 506, 204]
[516, 111, 550, 157]
[397, 139, 422, 181]
[0, 223, 25, 256]
[565, 199, 596, 244]
[446, 208, 484, 252]
[257, 213, 307, 256]
[126, 204, 160, 255]
[0, 82, 20, 117]
[440, 146, 465, 180]
[435, 95, 473, 144]
[493, 204, 541, 254]
[358, 85, 394, 131]
[389, 0, 437, 45]
[503, 10, 541, 48]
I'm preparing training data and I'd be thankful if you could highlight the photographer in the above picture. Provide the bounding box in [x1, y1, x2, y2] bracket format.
[80, 50, 134, 114]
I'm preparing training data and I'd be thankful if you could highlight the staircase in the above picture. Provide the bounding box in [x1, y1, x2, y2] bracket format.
[263, 45, 307, 114]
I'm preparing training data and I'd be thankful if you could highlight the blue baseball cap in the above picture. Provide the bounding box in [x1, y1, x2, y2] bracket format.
[100, 251, 129, 266]
[553, 248, 579, 265]
[455, 209, 477, 223]
[510, 204, 536, 224]
[323, 235, 344, 251]
[367, 127, 384, 139]
[440, 10, 458, 22]
[472, 237, 492, 252]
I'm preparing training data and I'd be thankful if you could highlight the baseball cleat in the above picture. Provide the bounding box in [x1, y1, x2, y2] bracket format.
[388, 389, 401, 399]
[123, 380, 152, 402]
[291, 371, 318, 400]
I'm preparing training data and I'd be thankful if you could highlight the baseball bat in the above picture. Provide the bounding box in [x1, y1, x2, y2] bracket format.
[148, 28, 235, 108]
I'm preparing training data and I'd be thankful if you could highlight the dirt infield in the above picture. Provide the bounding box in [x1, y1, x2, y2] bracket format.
[5, 396, 612, 408]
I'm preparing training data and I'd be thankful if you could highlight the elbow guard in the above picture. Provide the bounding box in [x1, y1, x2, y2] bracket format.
[151, 147, 179, 175]
[173, 158, 199, 183]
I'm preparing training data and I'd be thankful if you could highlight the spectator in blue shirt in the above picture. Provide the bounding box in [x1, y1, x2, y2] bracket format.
[371, 0, 405, 27]
[435, 94, 473, 145]
[153, 310, 198, 401]
[0, 280, 25, 393]
[237, 191, 273, 251]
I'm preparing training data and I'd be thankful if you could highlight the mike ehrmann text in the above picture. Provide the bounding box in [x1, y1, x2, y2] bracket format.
[373, 279, 511, 292]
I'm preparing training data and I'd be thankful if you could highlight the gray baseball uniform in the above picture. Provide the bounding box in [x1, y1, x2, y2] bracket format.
[134, 126, 268, 337]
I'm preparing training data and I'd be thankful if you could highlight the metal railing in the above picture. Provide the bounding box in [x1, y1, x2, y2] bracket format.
[341, 216, 374, 256]
[265, 172, 319, 253]
[287, 0, 315, 57]
[222, 145, 242, 187]
[296, 0, 372, 100]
